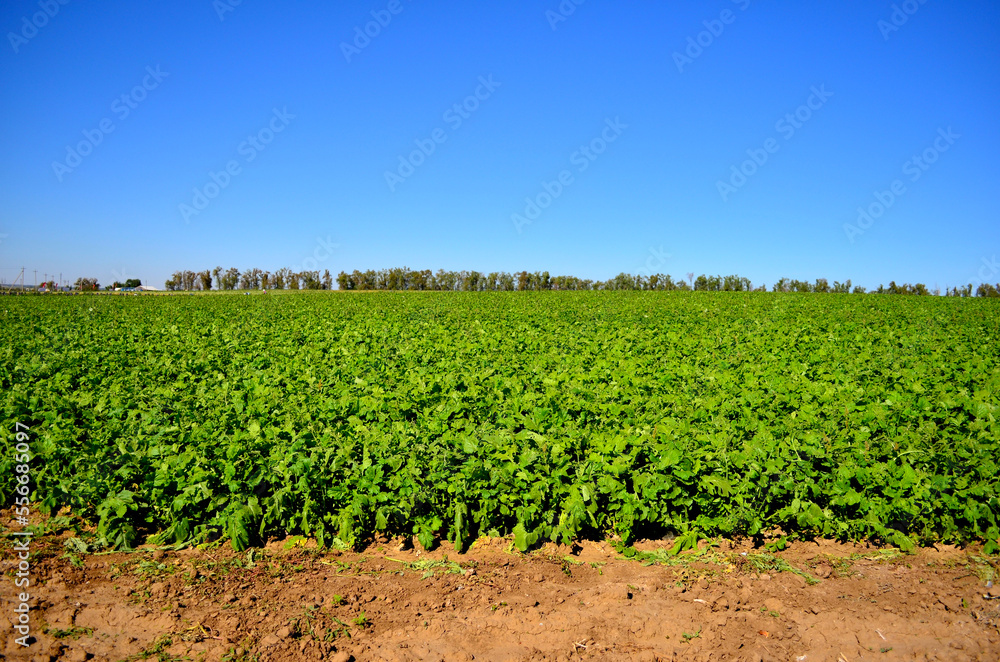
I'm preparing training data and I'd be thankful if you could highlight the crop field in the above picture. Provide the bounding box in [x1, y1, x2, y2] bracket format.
[2, 292, 999, 555]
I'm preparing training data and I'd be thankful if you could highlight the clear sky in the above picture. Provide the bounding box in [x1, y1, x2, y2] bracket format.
[1, 0, 997, 291]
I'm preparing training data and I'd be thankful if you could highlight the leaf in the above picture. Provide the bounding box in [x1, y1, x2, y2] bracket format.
[63, 537, 91, 554]
[417, 529, 435, 551]
[513, 523, 538, 552]
[890, 531, 915, 553]
[228, 511, 250, 552]
[669, 530, 699, 556]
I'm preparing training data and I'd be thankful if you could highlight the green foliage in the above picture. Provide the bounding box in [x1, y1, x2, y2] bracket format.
[42, 625, 93, 640]
[1, 292, 998, 552]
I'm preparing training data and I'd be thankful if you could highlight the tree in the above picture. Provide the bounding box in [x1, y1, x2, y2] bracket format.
[300, 271, 321, 290]
[606, 272, 637, 290]
[221, 268, 240, 290]
[832, 280, 851, 294]
[976, 283, 1000, 297]
[74, 277, 99, 291]
[790, 279, 812, 293]
[322, 269, 333, 290]
[463, 271, 483, 291]
[212, 266, 222, 290]
[197, 271, 212, 291]
[239, 268, 263, 290]
[878, 281, 931, 295]
[722, 275, 751, 291]
[435, 269, 458, 291]
[349, 270, 374, 290]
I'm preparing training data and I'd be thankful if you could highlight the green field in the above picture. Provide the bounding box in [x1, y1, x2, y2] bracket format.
[2, 292, 998, 553]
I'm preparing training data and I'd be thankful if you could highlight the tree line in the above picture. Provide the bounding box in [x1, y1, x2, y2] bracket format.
[333, 268, 1000, 297]
[164, 267, 334, 291]
[156, 266, 1000, 296]
[334, 269, 760, 292]
[28, 268, 1000, 297]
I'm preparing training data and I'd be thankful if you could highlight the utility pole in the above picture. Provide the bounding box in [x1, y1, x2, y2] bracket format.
[33, 270, 37, 289]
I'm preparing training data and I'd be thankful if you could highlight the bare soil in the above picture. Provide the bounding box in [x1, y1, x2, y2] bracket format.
[3, 525, 1000, 662]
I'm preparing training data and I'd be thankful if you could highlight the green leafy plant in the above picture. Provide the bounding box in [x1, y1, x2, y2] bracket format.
[1, 293, 997, 553]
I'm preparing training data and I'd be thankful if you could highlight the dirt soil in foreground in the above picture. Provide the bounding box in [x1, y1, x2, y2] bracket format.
[2, 525, 1000, 662]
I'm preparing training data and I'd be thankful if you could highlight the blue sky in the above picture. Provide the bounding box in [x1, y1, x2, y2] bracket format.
[1, 0, 997, 290]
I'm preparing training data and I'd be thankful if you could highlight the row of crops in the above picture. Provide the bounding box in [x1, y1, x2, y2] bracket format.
[2, 292, 998, 553]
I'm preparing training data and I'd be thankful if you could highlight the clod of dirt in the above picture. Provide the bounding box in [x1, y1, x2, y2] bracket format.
[938, 595, 964, 612]
[258, 634, 281, 648]
[65, 648, 90, 662]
